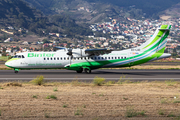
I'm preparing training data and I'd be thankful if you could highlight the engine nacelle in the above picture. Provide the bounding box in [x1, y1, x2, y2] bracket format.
[71, 49, 89, 57]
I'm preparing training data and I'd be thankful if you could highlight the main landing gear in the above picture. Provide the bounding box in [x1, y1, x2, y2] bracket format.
[76, 67, 91, 74]
[76, 68, 83, 73]
[84, 68, 91, 74]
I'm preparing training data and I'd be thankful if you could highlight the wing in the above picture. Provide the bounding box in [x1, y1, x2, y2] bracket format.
[85, 48, 113, 56]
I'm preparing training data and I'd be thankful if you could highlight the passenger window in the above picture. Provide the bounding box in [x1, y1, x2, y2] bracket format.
[77, 58, 79, 60]
[57, 57, 59, 60]
[22, 55, 25, 58]
[18, 55, 21, 58]
[64, 57, 66, 60]
[94, 57, 97, 60]
[44, 58, 46, 60]
[121, 57, 123, 59]
[98, 57, 100, 60]
[112, 57, 113, 59]
[47, 58, 49, 60]
[118, 57, 120, 59]
[54, 58, 56, 60]
[91, 57, 93, 59]
[108, 57, 110, 59]
[67, 57, 69, 60]
[115, 57, 117, 59]
[101, 57, 104, 59]
[84, 57, 86, 60]
[105, 57, 107, 59]
[51, 58, 52, 60]
[125, 57, 127, 59]
[61, 58, 62, 60]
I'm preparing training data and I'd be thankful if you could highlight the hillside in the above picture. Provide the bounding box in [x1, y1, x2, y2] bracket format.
[24, 0, 180, 23]
[0, 0, 92, 38]
[162, 3, 180, 18]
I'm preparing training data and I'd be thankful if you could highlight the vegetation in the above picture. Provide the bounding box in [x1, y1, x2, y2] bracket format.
[158, 109, 165, 115]
[32, 95, 38, 99]
[30, 75, 44, 85]
[46, 95, 57, 99]
[125, 107, 138, 117]
[74, 108, 83, 116]
[24, 0, 180, 21]
[93, 76, 105, 86]
[0, 0, 93, 38]
[63, 103, 68, 108]
[53, 88, 58, 92]
[6, 82, 22, 87]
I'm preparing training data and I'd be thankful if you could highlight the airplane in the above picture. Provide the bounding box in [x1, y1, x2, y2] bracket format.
[5, 25, 171, 73]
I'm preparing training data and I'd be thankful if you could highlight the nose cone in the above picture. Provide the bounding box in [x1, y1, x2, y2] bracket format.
[5, 61, 12, 68]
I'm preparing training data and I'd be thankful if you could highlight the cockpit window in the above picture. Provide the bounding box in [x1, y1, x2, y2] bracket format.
[13, 55, 18, 58]
[13, 55, 25, 58]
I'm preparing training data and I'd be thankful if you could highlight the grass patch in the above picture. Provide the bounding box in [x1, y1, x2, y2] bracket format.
[158, 109, 165, 115]
[123, 97, 128, 100]
[5, 82, 22, 87]
[125, 107, 146, 117]
[138, 110, 146, 116]
[167, 112, 176, 117]
[99, 93, 104, 96]
[125, 107, 138, 117]
[32, 95, 37, 99]
[74, 108, 83, 116]
[105, 81, 115, 86]
[173, 100, 180, 103]
[0, 56, 10, 61]
[46, 95, 57, 99]
[44, 111, 50, 118]
[30, 75, 44, 85]
[63, 103, 68, 108]
[117, 75, 131, 84]
[83, 105, 86, 108]
[160, 98, 169, 104]
[93, 76, 105, 86]
[53, 88, 58, 92]
[165, 79, 177, 86]
[0, 87, 3, 89]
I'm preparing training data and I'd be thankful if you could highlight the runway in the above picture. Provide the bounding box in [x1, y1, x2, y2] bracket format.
[0, 69, 180, 82]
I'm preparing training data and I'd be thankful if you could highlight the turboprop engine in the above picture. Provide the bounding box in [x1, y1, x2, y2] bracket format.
[67, 49, 89, 57]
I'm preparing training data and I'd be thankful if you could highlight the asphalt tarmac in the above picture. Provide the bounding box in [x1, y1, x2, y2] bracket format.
[0, 69, 180, 82]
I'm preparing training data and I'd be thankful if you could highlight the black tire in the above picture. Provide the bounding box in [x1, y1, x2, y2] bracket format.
[15, 71, 18, 73]
[76, 68, 83, 73]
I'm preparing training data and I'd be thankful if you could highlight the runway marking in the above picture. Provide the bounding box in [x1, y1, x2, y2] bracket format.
[0, 78, 180, 80]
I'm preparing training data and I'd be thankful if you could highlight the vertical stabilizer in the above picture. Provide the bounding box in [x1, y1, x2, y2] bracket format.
[137, 25, 171, 53]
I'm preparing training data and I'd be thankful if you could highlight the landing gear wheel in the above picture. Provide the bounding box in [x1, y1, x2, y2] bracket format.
[14, 71, 18, 73]
[84, 68, 91, 74]
[76, 68, 83, 73]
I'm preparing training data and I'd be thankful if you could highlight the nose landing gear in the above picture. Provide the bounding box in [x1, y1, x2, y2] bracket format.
[14, 69, 19, 73]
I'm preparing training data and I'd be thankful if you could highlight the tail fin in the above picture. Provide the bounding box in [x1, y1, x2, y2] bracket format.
[138, 25, 171, 53]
